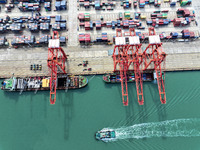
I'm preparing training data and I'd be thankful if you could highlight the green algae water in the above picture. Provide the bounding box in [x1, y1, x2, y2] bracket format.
[0, 71, 200, 150]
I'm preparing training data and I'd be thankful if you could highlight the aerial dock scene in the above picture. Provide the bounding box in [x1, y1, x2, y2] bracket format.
[0, 0, 200, 150]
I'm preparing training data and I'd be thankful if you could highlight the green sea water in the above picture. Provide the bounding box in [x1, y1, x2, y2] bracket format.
[0, 71, 200, 150]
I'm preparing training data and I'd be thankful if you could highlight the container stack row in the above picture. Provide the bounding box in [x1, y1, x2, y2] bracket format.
[55, 0, 67, 11]
[79, 33, 91, 43]
[18, 2, 40, 11]
[11, 35, 66, 47]
[79, 0, 116, 10]
[79, 29, 198, 45]
[0, 15, 66, 33]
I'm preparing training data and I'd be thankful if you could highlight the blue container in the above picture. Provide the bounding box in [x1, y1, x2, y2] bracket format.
[146, 20, 153, 25]
[96, 37, 102, 42]
[183, 34, 190, 38]
[185, 17, 189, 23]
[55, 15, 61, 22]
[60, 23, 66, 30]
[0, 0, 7, 4]
[61, 0, 66, 10]
[60, 36, 66, 43]
[55, 1, 61, 11]
[170, 3, 176, 7]
[171, 32, 178, 38]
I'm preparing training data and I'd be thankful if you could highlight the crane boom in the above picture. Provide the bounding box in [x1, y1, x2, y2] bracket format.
[47, 31, 67, 104]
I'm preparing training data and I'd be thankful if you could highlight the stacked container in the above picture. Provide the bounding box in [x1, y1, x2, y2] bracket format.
[123, 0, 131, 8]
[24, 35, 35, 44]
[124, 11, 130, 19]
[139, 0, 145, 8]
[177, 8, 190, 18]
[135, 12, 141, 19]
[85, 22, 90, 30]
[52, 22, 61, 30]
[181, 29, 190, 38]
[170, 32, 178, 39]
[133, 0, 137, 8]
[123, 20, 129, 28]
[180, 0, 192, 6]
[11, 35, 25, 45]
[85, 34, 91, 43]
[61, 0, 66, 10]
[95, 0, 100, 10]
[18, 2, 40, 11]
[78, 13, 84, 21]
[79, 33, 91, 43]
[96, 20, 101, 30]
[79, 33, 85, 43]
[170, 0, 177, 6]
[102, 33, 108, 42]
[44, 2, 51, 11]
[27, 23, 39, 32]
[36, 34, 51, 45]
[55, 0, 66, 11]
[10, 23, 22, 32]
[84, 13, 90, 21]
[106, 21, 112, 28]
[59, 36, 66, 44]
[40, 23, 50, 31]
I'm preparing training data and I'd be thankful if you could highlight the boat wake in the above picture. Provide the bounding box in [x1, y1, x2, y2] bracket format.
[107, 118, 200, 141]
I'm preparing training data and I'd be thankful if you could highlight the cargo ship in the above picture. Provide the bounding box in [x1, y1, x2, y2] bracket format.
[103, 72, 155, 83]
[95, 128, 116, 142]
[1, 75, 88, 92]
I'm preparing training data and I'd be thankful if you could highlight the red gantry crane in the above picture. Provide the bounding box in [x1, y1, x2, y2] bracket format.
[127, 28, 144, 105]
[142, 27, 167, 104]
[113, 29, 129, 106]
[47, 31, 68, 104]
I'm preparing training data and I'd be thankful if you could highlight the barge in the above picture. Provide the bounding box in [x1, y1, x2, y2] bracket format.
[103, 72, 155, 83]
[1, 75, 88, 92]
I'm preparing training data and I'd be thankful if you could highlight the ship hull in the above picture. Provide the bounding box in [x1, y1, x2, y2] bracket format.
[103, 72, 155, 83]
[96, 128, 116, 142]
[1, 75, 88, 92]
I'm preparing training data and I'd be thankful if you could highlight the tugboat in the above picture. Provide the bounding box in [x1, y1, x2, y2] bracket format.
[95, 128, 116, 142]
[1, 74, 88, 92]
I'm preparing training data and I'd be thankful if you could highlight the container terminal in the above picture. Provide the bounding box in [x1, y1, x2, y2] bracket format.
[0, 0, 200, 104]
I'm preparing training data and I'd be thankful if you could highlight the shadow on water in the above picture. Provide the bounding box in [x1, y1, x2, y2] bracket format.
[104, 82, 121, 89]
[28, 91, 49, 119]
[3, 91, 20, 102]
[125, 83, 136, 125]
[43, 91, 49, 118]
[57, 90, 74, 140]
[147, 83, 167, 122]
[126, 83, 149, 125]
[148, 82, 167, 139]
[126, 83, 149, 142]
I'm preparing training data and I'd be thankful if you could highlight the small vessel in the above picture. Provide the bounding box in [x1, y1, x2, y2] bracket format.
[95, 128, 116, 142]
[103, 72, 154, 83]
[1, 74, 88, 92]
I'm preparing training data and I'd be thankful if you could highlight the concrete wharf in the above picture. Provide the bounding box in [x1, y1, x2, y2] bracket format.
[0, 0, 200, 78]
